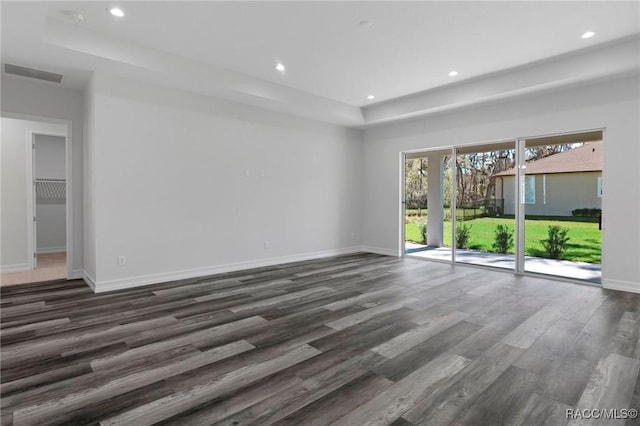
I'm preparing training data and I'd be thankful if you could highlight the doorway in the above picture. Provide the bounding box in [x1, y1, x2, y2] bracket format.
[403, 149, 453, 262]
[0, 117, 70, 286]
[33, 134, 67, 279]
[519, 132, 603, 282]
[454, 141, 516, 271]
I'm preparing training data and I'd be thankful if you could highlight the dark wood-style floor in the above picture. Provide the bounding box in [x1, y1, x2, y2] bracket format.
[1, 253, 639, 425]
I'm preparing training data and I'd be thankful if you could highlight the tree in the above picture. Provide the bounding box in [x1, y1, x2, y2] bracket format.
[404, 158, 428, 209]
[455, 150, 515, 206]
[525, 144, 576, 161]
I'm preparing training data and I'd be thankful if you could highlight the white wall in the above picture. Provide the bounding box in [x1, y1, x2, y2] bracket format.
[1, 77, 83, 278]
[0, 117, 66, 271]
[83, 76, 96, 281]
[35, 134, 66, 253]
[363, 75, 640, 292]
[85, 74, 363, 291]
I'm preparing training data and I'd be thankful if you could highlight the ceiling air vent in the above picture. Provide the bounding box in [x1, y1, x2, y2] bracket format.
[3, 63, 63, 83]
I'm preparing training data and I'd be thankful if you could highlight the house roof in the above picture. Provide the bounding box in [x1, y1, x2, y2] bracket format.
[495, 141, 602, 176]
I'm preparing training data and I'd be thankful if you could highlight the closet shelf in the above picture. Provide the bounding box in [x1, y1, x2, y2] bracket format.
[36, 179, 66, 203]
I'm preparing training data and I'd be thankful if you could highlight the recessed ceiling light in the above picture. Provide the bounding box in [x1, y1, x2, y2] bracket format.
[449, 70, 459, 77]
[275, 62, 285, 72]
[367, 95, 375, 100]
[581, 31, 595, 39]
[109, 7, 125, 17]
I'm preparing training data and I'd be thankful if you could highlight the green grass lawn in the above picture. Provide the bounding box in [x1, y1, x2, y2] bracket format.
[406, 216, 601, 263]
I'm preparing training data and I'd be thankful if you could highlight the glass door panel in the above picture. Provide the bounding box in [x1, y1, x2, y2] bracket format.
[404, 150, 452, 262]
[522, 134, 603, 283]
[454, 142, 516, 270]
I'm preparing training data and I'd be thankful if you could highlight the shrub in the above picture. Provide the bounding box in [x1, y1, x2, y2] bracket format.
[492, 224, 514, 254]
[541, 225, 570, 259]
[571, 208, 601, 218]
[418, 223, 427, 245]
[456, 223, 472, 249]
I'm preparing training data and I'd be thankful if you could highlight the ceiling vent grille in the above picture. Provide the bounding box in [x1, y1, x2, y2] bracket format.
[3, 63, 64, 83]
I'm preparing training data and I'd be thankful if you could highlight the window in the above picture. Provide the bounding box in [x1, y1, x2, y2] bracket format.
[524, 175, 536, 204]
[597, 176, 603, 198]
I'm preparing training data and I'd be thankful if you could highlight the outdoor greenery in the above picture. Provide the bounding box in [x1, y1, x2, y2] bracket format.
[404, 144, 600, 264]
[418, 223, 427, 244]
[405, 215, 601, 263]
[492, 224, 514, 254]
[406, 208, 429, 217]
[455, 223, 472, 249]
[571, 208, 602, 218]
[406, 207, 487, 221]
[541, 225, 570, 259]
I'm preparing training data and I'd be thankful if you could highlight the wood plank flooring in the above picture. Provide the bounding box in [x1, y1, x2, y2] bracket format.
[1, 253, 639, 425]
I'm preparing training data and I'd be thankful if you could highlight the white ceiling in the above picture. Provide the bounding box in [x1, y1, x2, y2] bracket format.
[1, 1, 639, 124]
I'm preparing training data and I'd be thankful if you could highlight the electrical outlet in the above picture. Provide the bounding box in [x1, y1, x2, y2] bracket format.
[264, 240, 271, 249]
[350, 232, 356, 240]
[117, 256, 126, 266]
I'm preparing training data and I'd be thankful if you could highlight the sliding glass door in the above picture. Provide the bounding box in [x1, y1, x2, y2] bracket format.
[403, 129, 603, 284]
[404, 150, 452, 262]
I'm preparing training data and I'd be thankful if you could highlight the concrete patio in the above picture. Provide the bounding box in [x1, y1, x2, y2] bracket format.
[405, 243, 601, 283]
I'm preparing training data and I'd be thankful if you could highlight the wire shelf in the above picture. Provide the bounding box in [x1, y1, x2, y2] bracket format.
[36, 179, 66, 203]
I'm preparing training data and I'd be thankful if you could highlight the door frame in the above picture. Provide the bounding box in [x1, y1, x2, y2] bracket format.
[401, 146, 457, 263]
[515, 138, 526, 273]
[400, 128, 605, 284]
[28, 130, 68, 272]
[2, 111, 73, 279]
[518, 129, 605, 280]
[399, 152, 407, 256]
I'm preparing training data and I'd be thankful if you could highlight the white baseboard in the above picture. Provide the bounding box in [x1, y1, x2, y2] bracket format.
[0, 263, 31, 274]
[36, 247, 66, 254]
[602, 279, 640, 294]
[91, 247, 363, 293]
[83, 271, 96, 291]
[361, 246, 400, 257]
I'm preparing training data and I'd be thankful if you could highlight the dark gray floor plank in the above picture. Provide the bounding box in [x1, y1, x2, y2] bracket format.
[513, 318, 586, 374]
[628, 369, 640, 426]
[101, 344, 321, 425]
[372, 320, 482, 382]
[501, 305, 562, 349]
[159, 370, 303, 426]
[0, 253, 638, 425]
[606, 311, 640, 359]
[509, 392, 572, 426]
[331, 352, 472, 425]
[402, 342, 525, 425]
[272, 371, 394, 426]
[534, 354, 594, 408]
[569, 353, 640, 426]
[449, 366, 538, 426]
[217, 351, 386, 426]
[449, 308, 529, 360]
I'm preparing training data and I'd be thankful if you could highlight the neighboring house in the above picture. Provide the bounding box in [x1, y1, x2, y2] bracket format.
[495, 142, 602, 216]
